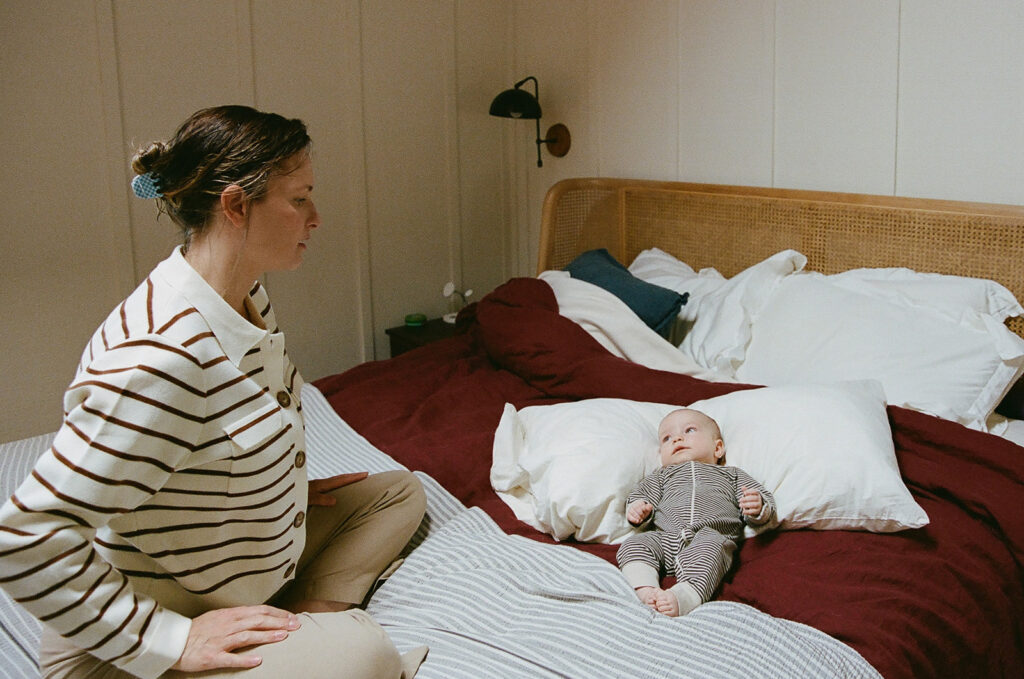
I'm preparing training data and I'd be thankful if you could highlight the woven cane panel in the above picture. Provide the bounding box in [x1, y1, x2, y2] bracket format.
[620, 188, 1024, 337]
[542, 181, 1024, 338]
[544, 187, 621, 271]
[624, 190, 808, 276]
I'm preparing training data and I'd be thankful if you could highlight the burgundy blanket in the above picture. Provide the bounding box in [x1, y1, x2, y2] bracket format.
[316, 278, 1024, 679]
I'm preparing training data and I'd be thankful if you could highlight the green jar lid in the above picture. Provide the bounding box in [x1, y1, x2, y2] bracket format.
[404, 313, 427, 327]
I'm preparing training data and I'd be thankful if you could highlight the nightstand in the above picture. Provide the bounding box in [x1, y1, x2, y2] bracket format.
[385, 318, 457, 357]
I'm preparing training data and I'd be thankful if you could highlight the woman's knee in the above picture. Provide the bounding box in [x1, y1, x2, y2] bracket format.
[386, 469, 424, 499]
[248, 610, 404, 678]
[378, 470, 426, 522]
[333, 611, 404, 678]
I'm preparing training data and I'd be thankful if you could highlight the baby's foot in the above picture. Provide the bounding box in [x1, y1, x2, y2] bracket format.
[652, 588, 681, 617]
[661, 581, 703, 617]
[634, 586, 658, 607]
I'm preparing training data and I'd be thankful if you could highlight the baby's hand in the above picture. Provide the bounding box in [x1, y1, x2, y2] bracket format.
[627, 500, 653, 525]
[739, 487, 763, 517]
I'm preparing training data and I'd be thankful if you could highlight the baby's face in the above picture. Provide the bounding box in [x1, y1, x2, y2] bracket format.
[658, 409, 724, 467]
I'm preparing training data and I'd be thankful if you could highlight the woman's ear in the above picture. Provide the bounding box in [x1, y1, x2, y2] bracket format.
[220, 185, 248, 229]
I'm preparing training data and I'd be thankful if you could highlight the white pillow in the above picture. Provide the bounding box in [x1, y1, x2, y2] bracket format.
[490, 384, 929, 545]
[628, 248, 726, 324]
[827, 267, 1023, 322]
[631, 248, 1023, 322]
[628, 247, 699, 281]
[690, 380, 928, 535]
[677, 250, 806, 376]
[490, 399, 677, 544]
[735, 272, 1024, 430]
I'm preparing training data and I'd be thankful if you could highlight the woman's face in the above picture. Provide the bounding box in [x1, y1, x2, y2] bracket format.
[244, 152, 319, 273]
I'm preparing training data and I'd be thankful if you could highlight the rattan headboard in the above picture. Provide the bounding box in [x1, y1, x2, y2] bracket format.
[539, 177, 1024, 337]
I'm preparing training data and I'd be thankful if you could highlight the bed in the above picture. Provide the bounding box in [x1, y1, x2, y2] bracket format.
[3, 178, 1023, 679]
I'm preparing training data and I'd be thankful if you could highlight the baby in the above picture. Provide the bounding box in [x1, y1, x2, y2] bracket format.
[616, 408, 777, 616]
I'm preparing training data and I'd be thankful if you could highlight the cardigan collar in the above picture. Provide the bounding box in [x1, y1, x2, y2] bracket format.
[153, 246, 269, 367]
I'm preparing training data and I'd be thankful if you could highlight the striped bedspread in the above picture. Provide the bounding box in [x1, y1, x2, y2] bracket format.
[0, 432, 52, 679]
[0, 386, 880, 678]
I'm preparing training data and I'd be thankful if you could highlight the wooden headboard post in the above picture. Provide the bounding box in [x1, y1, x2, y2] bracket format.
[539, 177, 1024, 337]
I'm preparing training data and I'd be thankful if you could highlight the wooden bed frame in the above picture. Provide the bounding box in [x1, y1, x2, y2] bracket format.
[539, 178, 1024, 337]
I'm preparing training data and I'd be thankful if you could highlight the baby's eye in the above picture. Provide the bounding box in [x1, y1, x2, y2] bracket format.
[685, 426, 696, 433]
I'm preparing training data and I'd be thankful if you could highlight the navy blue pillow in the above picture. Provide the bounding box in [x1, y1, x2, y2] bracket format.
[564, 249, 688, 337]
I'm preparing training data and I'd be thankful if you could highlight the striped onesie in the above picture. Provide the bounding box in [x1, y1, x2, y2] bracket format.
[616, 460, 776, 603]
[0, 247, 308, 678]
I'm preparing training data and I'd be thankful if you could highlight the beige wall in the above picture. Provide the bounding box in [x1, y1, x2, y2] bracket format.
[511, 0, 1024, 276]
[1, 0, 513, 441]
[3, 0, 1023, 441]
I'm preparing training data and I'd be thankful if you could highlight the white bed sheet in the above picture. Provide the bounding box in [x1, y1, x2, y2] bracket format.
[999, 418, 1024, 447]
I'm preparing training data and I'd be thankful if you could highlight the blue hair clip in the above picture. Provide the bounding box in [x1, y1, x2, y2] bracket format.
[131, 172, 163, 199]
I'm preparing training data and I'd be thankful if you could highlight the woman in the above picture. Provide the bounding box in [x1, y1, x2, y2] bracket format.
[0, 106, 426, 678]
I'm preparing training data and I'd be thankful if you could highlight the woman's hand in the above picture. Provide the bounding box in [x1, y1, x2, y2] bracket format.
[307, 472, 370, 507]
[171, 605, 301, 672]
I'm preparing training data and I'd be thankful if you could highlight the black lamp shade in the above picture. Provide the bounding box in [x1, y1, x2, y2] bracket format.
[489, 75, 569, 167]
[489, 88, 542, 119]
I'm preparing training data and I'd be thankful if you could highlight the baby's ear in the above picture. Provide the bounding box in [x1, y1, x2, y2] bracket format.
[715, 440, 726, 465]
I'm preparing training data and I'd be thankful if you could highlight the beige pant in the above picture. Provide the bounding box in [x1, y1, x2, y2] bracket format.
[39, 470, 427, 679]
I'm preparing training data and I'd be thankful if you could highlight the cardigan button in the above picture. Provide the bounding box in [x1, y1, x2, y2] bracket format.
[295, 451, 306, 469]
[293, 511, 305, 529]
[276, 390, 291, 408]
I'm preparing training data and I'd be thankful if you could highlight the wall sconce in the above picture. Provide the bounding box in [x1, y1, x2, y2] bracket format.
[489, 76, 571, 167]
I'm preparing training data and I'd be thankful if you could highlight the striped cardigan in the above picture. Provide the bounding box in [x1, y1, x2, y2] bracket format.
[0, 247, 308, 678]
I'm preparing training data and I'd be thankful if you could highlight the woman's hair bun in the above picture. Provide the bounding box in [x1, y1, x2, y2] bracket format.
[131, 142, 166, 175]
